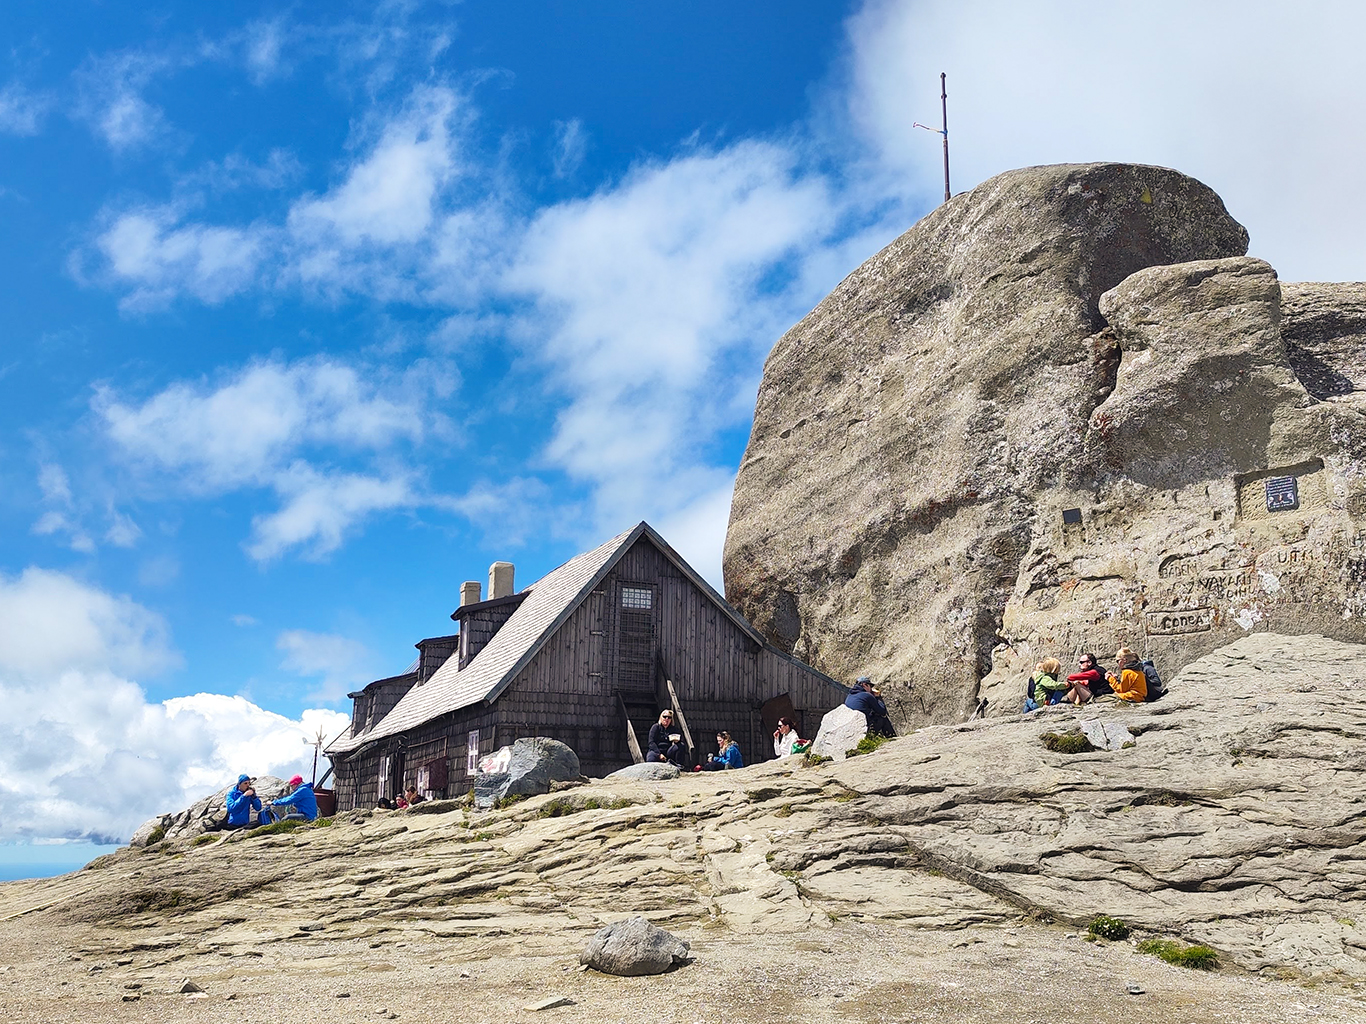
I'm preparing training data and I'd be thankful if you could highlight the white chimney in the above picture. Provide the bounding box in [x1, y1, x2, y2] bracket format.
[460, 581, 482, 606]
[488, 561, 515, 600]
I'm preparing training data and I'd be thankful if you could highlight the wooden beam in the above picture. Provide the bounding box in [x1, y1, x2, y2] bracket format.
[664, 677, 695, 762]
[616, 692, 644, 764]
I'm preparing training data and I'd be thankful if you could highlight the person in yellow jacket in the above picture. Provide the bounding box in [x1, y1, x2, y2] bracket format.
[1108, 647, 1147, 702]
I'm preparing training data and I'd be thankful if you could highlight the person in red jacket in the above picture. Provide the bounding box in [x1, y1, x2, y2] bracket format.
[1064, 652, 1104, 704]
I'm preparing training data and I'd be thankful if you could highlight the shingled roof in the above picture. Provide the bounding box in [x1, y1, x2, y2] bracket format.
[328, 521, 764, 755]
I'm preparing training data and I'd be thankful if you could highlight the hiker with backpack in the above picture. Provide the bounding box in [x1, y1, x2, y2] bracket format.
[1108, 647, 1148, 702]
[1024, 658, 1069, 711]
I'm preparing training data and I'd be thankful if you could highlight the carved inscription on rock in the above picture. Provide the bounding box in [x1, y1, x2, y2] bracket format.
[1146, 607, 1215, 636]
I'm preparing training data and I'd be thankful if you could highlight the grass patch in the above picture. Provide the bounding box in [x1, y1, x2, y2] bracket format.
[846, 734, 891, 758]
[1088, 914, 1130, 941]
[144, 825, 166, 846]
[535, 798, 579, 819]
[774, 804, 793, 818]
[1042, 730, 1095, 754]
[493, 793, 529, 810]
[1136, 939, 1219, 970]
[249, 819, 308, 837]
[802, 752, 832, 767]
[191, 834, 218, 848]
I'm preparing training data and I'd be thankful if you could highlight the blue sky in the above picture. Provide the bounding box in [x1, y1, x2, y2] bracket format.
[2, 0, 1363, 856]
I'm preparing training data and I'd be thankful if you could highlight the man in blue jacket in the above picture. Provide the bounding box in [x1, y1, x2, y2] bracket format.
[269, 775, 318, 821]
[223, 774, 263, 829]
[845, 677, 896, 738]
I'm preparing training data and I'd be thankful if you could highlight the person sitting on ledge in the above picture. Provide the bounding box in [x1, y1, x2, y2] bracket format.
[1025, 659, 1068, 711]
[646, 709, 687, 766]
[846, 677, 896, 737]
[403, 786, 425, 807]
[269, 774, 318, 821]
[1108, 647, 1148, 703]
[1063, 652, 1104, 705]
[699, 731, 743, 771]
[208, 774, 263, 830]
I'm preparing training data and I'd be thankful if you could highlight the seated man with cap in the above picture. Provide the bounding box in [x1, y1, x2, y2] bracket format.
[214, 774, 264, 830]
[268, 775, 319, 822]
[845, 677, 896, 738]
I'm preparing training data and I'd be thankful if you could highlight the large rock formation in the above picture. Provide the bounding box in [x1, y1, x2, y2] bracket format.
[723, 162, 1366, 724]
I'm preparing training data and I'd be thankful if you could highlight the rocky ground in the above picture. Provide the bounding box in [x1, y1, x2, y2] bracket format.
[2, 632, 1364, 1022]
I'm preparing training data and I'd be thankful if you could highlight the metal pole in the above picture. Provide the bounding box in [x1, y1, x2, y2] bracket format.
[940, 72, 950, 202]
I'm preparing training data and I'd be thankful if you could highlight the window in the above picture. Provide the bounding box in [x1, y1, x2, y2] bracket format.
[621, 586, 652, 610]
[378, 755, 390, 800]
[466, 729, 480, 772]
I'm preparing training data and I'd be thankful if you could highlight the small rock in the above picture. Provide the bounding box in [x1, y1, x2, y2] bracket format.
[179, 979, 204, 994]
[579, 916, 691, 976]
[603, 762, 680, 782]
[225, 993, 238, 1000]
[114, 958, 133, 966]
[124, 982, 142, 990]
[1125, 982, 1145, 995]
[458, 969, 471, 978]
[122, 994, 140, 1002]
[1003, 939, 1020, 948]
[525, 995, 575, 1011]
[336, 991, 351, 998]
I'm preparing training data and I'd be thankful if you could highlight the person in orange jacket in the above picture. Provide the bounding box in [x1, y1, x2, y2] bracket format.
[1107, 647, 1148, 702]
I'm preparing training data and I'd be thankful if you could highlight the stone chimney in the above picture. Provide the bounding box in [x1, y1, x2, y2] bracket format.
[488, 561, 515, 600]
[460, 581, 482, 607]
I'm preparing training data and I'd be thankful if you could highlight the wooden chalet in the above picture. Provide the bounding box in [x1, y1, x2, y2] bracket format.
[326, 521, 844, 809]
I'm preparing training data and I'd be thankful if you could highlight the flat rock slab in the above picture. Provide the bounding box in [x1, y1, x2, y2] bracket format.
[1079, 719, 1134, 751]
[604, 762, 680, 782]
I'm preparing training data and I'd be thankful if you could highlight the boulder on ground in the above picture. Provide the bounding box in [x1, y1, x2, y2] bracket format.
[811, 705, 867, 762]
[1079, 718, 1135, 751]
[474, 738, 581, 809]
[603, 762, 680, 782]
[579, 916, 691, 976]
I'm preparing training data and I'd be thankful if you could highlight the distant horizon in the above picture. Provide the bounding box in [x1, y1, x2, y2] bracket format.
[0, 842, 121, 883]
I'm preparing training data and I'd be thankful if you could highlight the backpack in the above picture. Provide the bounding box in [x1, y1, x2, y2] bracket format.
[1141, 659, 1164, 701]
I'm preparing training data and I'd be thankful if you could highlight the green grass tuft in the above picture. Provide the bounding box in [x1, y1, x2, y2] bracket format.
[144, 825, 166, 846]
[191, 834, 218, 848]
[1136, 938, 1219, 970]
[1088, 914, 1130, 940]
[1042, 730, 1096, 754]
[846, 734, 891, 758]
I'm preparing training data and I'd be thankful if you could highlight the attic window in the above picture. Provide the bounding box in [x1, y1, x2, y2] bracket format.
[621, 586, 652, 610]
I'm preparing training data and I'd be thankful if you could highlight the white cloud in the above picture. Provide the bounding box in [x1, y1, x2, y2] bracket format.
[75, 51, 173, 152]
[37, 464, 72, 505]
[31, 464, 96, 553]
[0, 82, 51, 135]
[243, 18, 287, 85]
[844, 0, 1366, 281]
[246, 466, 416, 562]
[288, 85, 462, 250]
[0, 569, 348, 844]
[230, 614, 258, 628]
[98, 356, 430, 490]
[104, 509, 142, 548]
[551, 118, 587, 179]
[92, 205, 268, 311]
[276, 628, 377, 702]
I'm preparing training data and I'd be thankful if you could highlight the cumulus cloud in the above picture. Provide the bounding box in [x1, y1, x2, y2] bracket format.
[97, 356, 432, 490]
[0, 569, 348, 844]
[246, 466, 416, 562]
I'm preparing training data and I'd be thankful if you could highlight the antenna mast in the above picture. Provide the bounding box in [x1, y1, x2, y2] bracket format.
[913, 72, 951, 204]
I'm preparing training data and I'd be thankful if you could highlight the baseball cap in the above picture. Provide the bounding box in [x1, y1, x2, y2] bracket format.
[289, 775, 304, 786]
[856, 676, 872, 686]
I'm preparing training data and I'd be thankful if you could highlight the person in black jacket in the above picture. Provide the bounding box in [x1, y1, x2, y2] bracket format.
[845, 677, 896, 737]
[646, 710, 686, 766]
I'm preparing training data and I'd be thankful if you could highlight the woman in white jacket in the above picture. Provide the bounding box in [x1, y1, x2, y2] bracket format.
[772, 717, 801, 757]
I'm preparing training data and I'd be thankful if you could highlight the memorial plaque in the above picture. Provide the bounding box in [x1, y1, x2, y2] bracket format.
[1265, 476, 1299, 512]
[1061, 507, 1082, 525]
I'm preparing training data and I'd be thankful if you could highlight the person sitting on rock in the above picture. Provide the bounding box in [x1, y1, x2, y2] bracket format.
[646, 710, 687, 766]
[1063, 652, 1104, 704]
[1025, 659, 1069, 711]
[268, 774, 318, 821]
[222, 774, 264, 830]
[845, 677, 896, 737]
[1107, 647, 1148, 703]
[773, 716, 802, 757]
[699, 731, 744, 771]
[403, 785, 425, 807]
